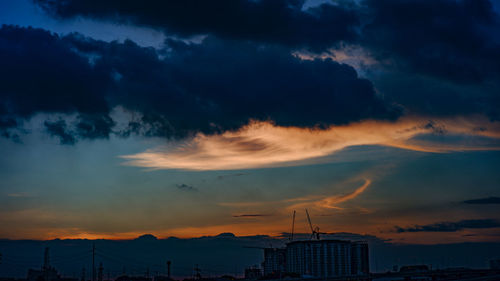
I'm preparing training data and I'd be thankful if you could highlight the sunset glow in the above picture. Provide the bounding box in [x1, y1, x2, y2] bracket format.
[122, 116, 500, 170]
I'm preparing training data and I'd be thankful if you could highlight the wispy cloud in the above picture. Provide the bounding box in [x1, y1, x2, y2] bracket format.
[232, 214, 271, 218]
[394, 219, 500, 233]
[463, 197, 500, 205]
[7, 192, 35, 198]
[218, 201, 268, 208]
[121, 116, 500, 171]
[219, 179, 372, 213]
[286, 179, 372, 211]
[176, 183, 197, 191]
[316, 179, 371, 209]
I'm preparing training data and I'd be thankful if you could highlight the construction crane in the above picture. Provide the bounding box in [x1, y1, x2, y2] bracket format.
[305, 209, 328, 240]
[289, 210, 296, 241]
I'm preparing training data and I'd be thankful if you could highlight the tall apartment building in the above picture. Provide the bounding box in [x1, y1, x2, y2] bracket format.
[351, 242, 369, 275]
[286, 240, 354, 278]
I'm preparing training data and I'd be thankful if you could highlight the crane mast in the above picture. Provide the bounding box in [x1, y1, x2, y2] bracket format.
[290, 210, 296, 241]
[306, 209, 324, 240]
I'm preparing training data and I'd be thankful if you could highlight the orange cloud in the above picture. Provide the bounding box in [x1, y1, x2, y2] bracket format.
[284, 179, 372, 211]
[316, 179, 371, 209]
[121, 115, 500, 171]
[218, 179, 372, 215]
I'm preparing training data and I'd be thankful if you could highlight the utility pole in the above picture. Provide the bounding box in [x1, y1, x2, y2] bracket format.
[92, 243, 96, 281]
[98, 263, 103, 281]
[44, 247, 50, 281]
[167, 261, 171, 278]
[43, 247, 51, 270]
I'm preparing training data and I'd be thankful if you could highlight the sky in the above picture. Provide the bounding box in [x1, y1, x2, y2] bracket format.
[0, 0, 500, 250]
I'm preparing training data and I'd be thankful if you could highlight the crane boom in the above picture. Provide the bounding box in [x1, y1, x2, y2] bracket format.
[290, 210, 296, 241]
[305, 209, 314, 234]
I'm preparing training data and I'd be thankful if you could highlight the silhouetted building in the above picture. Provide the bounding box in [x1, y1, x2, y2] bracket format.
[399, 265, 429, 273]
[351, 242, 369, 275]
[97, 263, 103, 281]
[244, 267, 262, 280]
[27, 268, 59, 281]
[490, 259, 500, 270]
[286, 240, 352, 278]
[27, 248, 60, 281]
[262, 248, 286, 276]
[0, 278, 28, 281]
[115, 276, 151, 281]
[154, 277, 174, 281]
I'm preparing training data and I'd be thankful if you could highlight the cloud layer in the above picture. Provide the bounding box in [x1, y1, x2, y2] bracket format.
[34, 0, 500, 83]
[122, 116, 500, 171]
[2, 0, 500, 143]
[0, 25, 399, 143]
[363, 0, 500, 83]
[463, 197, 500, 204]
[34, 0, 360, 51]
[395, 219, 500, 233]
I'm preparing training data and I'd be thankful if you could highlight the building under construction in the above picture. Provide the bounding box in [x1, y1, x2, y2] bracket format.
[286, 240, 369, 278]
[259, 210, 370, 279]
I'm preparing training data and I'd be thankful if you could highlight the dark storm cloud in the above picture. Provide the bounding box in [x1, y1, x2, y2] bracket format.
[44, 115, 114, 144]
[32, 0, 500, 121]
[370, 71, 500, 120]
[463, 197, 500, 205]
[113, 37, 399, 132]
[0, 25, 110, 116]
[44, 120, 76, 145]
[0, 25, 115, 142]
[33, 0, 359, 51]
[0, 25, 399, 143]
[363, 0, 500, 83]
[6, 0, 500, 143]
[0, 111, 20, 141]
[395, 219, 500, 233]
[361, 0, 500, 119]
[74, 113, 115, 139]
[34, 0, 500, 83]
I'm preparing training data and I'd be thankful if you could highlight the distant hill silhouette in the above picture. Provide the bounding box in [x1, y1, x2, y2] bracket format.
[0, 233, 499, 278]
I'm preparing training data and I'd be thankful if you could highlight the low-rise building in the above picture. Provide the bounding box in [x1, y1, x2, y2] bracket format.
[262, 248, 286, 276]
[244, 267, 262, 280]
[351, 242, 369, 275]
[490, 259, 500, 270]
